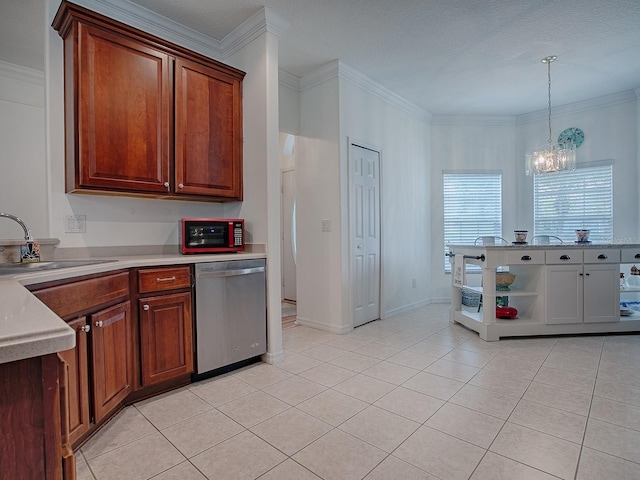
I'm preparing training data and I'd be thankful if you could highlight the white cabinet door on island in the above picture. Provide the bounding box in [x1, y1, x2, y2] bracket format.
[449, 244, 638, 341]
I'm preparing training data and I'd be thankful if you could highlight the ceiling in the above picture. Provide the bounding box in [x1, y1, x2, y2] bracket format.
[3, 0, 640, 115]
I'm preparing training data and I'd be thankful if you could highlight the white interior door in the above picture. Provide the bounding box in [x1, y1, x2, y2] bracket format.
[350, 143, 381, 327]
[281, 168, 297, 301]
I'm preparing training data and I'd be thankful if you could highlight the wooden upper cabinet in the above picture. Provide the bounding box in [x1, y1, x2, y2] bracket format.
[73, 23, 171, 193]
[53, 1, 245, 201]
[175, 58, 243, 199]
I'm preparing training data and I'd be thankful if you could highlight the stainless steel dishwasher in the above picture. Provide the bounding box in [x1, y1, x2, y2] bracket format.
[194, 258, 266, 377]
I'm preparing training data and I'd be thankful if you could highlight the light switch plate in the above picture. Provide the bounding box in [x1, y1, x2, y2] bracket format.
[65, 215, 86, 233]
[321, 219, 331, 232]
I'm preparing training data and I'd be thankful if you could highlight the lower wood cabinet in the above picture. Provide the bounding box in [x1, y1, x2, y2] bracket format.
[90, 301, 133, 421]
[23, 265, 194, 475]
[136, 266, 194, 389]
[58, 318, 90, 446]
[0, 354, 63, 479]
[32, 272, 132, 451]
[139, 292, 193, 385]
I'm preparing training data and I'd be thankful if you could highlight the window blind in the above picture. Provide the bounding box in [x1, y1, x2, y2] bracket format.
[443, 173, 502, 272]
[533, 164, 613, 243]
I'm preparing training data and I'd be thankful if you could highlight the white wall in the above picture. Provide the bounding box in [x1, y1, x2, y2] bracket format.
[0, 63, 48, 239]
[296, 63, 431, 333]
[279, 70, 300, 135]
[429, 118, 517, 301]
[516, 94, 639, 242]
[297, 76, 343, 331]
[340, 79, 431, 316]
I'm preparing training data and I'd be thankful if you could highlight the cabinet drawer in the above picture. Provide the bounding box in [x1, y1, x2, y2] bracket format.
[138, 266, 191, 293]
[546, 250, 583, 264]
[621, 248, 640, 263]
[33, 272, 129, 318]
[506, 250, 544, 265]
[584, 249, 620, 264]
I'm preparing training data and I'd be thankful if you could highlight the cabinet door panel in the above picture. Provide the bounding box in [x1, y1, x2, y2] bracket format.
[58, 317, 91, 446]
[91, 301, 132, 421]
[584, 264, 620, 323]
[175, 58, 242, 199]
[546, 265, 583, 324]
[75, 23, 170, 193]
[139, 292, 193, 385]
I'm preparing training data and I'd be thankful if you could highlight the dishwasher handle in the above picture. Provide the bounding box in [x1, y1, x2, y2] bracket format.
[197, 266, 265, 278]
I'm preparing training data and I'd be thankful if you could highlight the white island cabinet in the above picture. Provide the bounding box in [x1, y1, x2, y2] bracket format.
[449, 244, 640, 341]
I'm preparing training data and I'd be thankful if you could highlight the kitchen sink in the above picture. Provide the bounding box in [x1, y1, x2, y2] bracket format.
[0, 259, 118, 275]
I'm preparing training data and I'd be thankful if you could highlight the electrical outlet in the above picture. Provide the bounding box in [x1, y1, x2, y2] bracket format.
[65, 215, 86, 233]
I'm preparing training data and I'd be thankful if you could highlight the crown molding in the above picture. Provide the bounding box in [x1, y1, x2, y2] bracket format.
[222, 7, 290, 58]
[279, 69, 300, 91]
[517, 89, 638, 124]
[0, 61, 44, 85]
[300, 60, 431, 122]
[76, 0, 224, 59]
[430, 115, 516, 126]
[74, 0, 289, 62]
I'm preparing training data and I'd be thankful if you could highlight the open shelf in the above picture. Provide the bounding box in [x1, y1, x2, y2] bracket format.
[461, 285, 539, 297]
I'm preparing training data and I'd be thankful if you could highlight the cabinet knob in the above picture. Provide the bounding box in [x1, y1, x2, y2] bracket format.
[95, 320, 103, 328]
[598, 254, 608, 259]
[143, 304, 150, 311]
[560, 255, 570, 260]
[178, 183, 184, 189]
[164, 181, 170, 190]
[79, 325, 91, 333]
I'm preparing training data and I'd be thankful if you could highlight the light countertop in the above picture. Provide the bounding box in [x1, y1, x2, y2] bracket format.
[448, 243, 640, 250]
[0, 251, 266, 365]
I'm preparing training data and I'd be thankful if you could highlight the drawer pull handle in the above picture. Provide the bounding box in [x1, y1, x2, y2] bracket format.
[156, 276, 177, 282]
[560, 255, 570, 260]
[635, 254, 640, 259]
[598, 254, 608, 260]
[521, 255, 532, 261]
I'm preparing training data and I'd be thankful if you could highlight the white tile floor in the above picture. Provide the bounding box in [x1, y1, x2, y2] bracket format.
[76, 304, 640, 479]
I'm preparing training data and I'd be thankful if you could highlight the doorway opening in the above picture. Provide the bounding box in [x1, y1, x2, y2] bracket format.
[280, 133, 297, 328]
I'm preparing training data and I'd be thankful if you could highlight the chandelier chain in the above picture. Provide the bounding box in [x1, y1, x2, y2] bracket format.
[547, 59, 552, 145]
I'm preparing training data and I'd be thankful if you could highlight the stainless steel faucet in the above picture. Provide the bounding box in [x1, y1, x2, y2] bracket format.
[0, 212, 34, 241]
[0, 212, 40, 262]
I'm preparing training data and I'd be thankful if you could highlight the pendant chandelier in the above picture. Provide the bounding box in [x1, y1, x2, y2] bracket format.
[525, 56, 576, 175]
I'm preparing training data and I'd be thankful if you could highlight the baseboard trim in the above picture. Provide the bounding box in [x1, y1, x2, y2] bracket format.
[295, 316, 353, 335]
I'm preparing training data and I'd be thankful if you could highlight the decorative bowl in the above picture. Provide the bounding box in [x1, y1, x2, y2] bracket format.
[496, 272, 516, 291]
